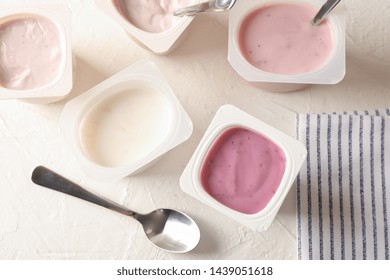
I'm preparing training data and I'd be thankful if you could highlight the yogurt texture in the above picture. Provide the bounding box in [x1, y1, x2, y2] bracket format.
[113, 0, 189, 33]
[200, 127, 286, 215]
[0, 16, 63, 90]
[238, 3, 333, 74]
[80, 85, 171, 168]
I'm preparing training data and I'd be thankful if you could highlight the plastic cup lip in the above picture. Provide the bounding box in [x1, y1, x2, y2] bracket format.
[180, 105, 307, 231]
[0, 5, 73, 101]
[60, 60, 193, 182]
[94, 0, 200, 54]
[228, 0, 345, 85]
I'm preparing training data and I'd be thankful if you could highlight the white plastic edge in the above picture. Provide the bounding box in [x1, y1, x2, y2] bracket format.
[180, 104, 307, 231]
[93, 0, 200, 54]
[228, 0, 345, 85]
[60, 60, 193, 182]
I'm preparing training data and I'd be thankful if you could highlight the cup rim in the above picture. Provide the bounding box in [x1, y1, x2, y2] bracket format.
[228, 0, 345, 84]
[180, 105, 307, 230]
[97, 0, 199, 53]
[60, 60, 193, 182]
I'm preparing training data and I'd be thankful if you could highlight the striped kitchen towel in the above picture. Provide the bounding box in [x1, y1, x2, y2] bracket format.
[296, 109, 390, 260]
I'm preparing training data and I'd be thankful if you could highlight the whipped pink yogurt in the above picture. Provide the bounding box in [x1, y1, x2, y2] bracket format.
[0, 16, 63, 90]
[238, 3, 333, 75]
[113, 0, 189, 33]
[200, 127, 286, 215]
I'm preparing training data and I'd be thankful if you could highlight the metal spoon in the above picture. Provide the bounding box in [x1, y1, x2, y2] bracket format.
[173, 0, 237, 17]
[31, 166, 200, 253]
[311, 0, 341, 26]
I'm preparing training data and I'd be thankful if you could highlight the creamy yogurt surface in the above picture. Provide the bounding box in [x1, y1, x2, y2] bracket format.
[80, 86, 171, 168]
[113, 0, 189, 33]
[238, 3, 334, 75]
[200, 127, 286, 215]
[0, 16, 63, 90]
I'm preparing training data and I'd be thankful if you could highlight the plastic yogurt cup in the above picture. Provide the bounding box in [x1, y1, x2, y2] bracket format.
[60, 60, 193, 182]
[94, 0, 200, 54]
[228, 0, 345, 92]
[180, 105, 307, 231]
[0, 5, 73, 103]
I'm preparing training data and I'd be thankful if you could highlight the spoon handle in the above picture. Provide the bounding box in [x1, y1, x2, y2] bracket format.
[311, 0, 341, 26]
[31, 166, 135, 217]
[173, 2, 210, 17]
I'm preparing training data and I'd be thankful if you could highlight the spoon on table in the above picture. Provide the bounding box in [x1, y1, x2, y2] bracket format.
[311, 0, 341, 26]
[31, 166, 200, 253]
[173, 0, 237, 17]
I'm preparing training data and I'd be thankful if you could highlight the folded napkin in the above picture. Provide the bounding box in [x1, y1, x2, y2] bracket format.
[296, 109, 390, 260]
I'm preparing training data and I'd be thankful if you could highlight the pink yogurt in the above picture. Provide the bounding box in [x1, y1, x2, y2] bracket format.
[113, 0, 189, 33]
[238, 3, 334, 75]
[200, 127, 286, 215]
[0, 16, 63, 90]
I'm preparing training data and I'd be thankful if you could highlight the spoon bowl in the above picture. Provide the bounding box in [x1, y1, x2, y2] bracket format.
[31, 166, 200, 253]
[174, 0, 237, 17]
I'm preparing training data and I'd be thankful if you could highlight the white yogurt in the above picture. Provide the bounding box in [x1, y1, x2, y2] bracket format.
[60, 60, 193, 181]
[80, 85, 171, 168]
[0, 16, 63, 90]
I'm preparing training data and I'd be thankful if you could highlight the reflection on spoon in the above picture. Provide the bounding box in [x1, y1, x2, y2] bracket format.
[173, 0, 237, 17]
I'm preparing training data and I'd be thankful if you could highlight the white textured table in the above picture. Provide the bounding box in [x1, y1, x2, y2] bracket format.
[0, 0, 389, 260]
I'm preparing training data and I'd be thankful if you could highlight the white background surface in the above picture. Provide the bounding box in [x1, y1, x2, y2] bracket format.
[0, 0, 389, 260]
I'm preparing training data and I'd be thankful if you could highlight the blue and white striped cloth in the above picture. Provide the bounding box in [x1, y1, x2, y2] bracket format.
[296, 109, 390, 260]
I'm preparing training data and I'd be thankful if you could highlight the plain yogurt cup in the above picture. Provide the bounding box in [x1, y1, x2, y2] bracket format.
[180, 105, 307, 231]
[60, 60, 193, 182]
[94, 0, 200, 54]
[228, 0, 345, 92]
[0, 5, 73, 103]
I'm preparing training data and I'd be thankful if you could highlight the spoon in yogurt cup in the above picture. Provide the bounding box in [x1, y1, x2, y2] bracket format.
[31, 166, 201, 253]
[173, 0, 237, 17]
[311, 0, 341, 26]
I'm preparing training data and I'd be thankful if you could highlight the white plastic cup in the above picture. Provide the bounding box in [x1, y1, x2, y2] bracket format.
[93, 0, 200, 54]
[228, 0, 345, 92]
[0, 4, 73, 103]
[60, 60, 193, 182]
[180, 105, 307, 231]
